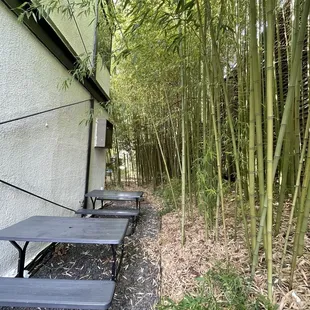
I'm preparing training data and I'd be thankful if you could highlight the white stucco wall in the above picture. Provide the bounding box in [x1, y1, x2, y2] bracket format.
[88, 104, 109, 193]
[48, 0, 111, 97]
[0, 3, 108, 276]
[96, 55, 111, 97]
[49, 0, 96, 58]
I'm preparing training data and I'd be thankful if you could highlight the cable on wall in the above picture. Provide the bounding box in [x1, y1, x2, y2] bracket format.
[0, 98, 91, 126]
[0, 179, 76, 212]
[66, 0, 92, 67]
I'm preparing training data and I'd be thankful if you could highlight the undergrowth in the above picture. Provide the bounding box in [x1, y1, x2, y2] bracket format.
[155, 178, 182, 216]
[157, 265, 277, 310]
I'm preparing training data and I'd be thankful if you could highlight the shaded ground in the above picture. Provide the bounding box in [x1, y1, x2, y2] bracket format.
[159, 197, 310, 309]
[1, 198, 160, 310]
[3, 187, 309, 309]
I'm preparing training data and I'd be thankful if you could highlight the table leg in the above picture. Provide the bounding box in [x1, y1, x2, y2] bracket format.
[110, 243, 125, 281]
[90, 197, 96, 209]
[110, 245, 117, 281]
[117, 243, 125, 278]
[133, 216, 138, 232]
[9, 241, 29, 278]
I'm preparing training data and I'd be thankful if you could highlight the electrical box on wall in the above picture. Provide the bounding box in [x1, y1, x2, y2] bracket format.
[94, 118, 113, 148]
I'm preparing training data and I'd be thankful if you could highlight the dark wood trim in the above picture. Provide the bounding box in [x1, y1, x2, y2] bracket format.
[1, 0, 109, 104]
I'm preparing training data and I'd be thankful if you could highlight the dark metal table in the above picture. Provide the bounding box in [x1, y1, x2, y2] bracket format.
[0, 216, 129, 280]
[85, 189, 144, 209]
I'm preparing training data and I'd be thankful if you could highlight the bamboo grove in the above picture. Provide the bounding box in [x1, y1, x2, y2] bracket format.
[109, 0, 310, 300]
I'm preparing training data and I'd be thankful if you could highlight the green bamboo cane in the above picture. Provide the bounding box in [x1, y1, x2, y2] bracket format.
[278, 108, 310, 285]
[196, 0, 226, 242]
[196, 0, 214, 228]
[201, 0, 208, 154]
[251, 0, 310, 275]
[186, 55, 192, 218]
[290, 183, 310, 287]
[296, 165, 310, 253]
[249, 62, 257, 253]
[156, 143, 164, 187]
[152, 119, 178, 211]
[165, 89, 182, 174]
[275, 13, 295, 229]
[275, 122, 292, 235]
[206, 0, 250, 253]
[180, 11, 187, 245]
[296, 143, 310, 257]
[290, 0, 301, 194]
[249, 0, 265, 217]
[266, 0, 275, 300]
[274, 14, 282, 138]
[212, 55, 222, 240]
[207, 63, 227, 247]
[296, 22, 310, 255]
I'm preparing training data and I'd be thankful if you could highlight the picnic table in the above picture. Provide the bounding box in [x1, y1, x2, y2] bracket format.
[0, 216, 128, 280]
[0, 215, 129, 309]
[82, 189, 144, 235]
[85, 189, 144, 209]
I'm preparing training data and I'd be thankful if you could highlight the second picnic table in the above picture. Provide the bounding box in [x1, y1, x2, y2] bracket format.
[85, 189, 144, 209]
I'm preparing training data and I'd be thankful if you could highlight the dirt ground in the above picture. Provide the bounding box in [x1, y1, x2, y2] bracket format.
[1, 186, 309, 310]
[158, 195, 310, 309]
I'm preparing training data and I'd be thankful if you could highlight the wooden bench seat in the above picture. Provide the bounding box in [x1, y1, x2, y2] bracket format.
[0, 277, 115, 309]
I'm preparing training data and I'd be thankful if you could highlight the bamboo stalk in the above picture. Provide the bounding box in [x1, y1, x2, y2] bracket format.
[265, 0, 275, 300]
[152, 119, 178, 210]
[180, 11, 187, 245]
[206, 0, 250, 254]
[249, 61, 257, 253]
[252, 0, 310, 275]
[279, 107, 310, 286]
[207, 63, 227, 245]
[250, 0, 265, 217]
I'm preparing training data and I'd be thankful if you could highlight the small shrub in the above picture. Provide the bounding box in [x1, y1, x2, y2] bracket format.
[155, 178, 182, 216]
[157, 264, 277, 310]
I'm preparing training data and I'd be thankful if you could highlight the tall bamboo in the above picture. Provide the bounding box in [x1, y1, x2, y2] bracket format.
[152, 119, 178, 210]
[249, 63, 256, 253]
[252, 0, 310, 274]
[180, 8, 187, 245]
[279, 107, 310, 286]
[207, 63, 227, 245]
[249, 0, 265, 217]
[206, 0, 250, 253]
[265, 0, 274, 300]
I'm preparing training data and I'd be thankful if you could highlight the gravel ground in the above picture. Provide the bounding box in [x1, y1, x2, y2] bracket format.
[1, 201, 160, 310]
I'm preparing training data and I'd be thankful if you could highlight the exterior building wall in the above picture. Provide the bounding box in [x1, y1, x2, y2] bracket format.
[49, 3, 96, 57]
[89, 103, 108, 191]
[96, 55, 110, 97]
[49, 0, 110, 96]
[0, 2, 108, 276]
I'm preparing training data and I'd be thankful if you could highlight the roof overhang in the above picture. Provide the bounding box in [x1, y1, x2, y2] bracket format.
[1, 0, 110, 105]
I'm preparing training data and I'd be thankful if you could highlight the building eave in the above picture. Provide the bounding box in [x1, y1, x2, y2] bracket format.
[1, 0, 110, 105]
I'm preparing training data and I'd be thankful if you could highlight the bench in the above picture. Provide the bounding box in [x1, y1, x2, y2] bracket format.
[0, 277, 115, 309]
[76, 208, 139, 235]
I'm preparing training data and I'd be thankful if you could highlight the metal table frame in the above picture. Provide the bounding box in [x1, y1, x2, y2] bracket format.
[0, 216, 129, 281]
[85, 190, 144, 210]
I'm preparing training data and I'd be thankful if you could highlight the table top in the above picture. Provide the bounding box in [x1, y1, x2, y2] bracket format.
[0, 216, 129, 245]
[85, 190, 144, 200]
